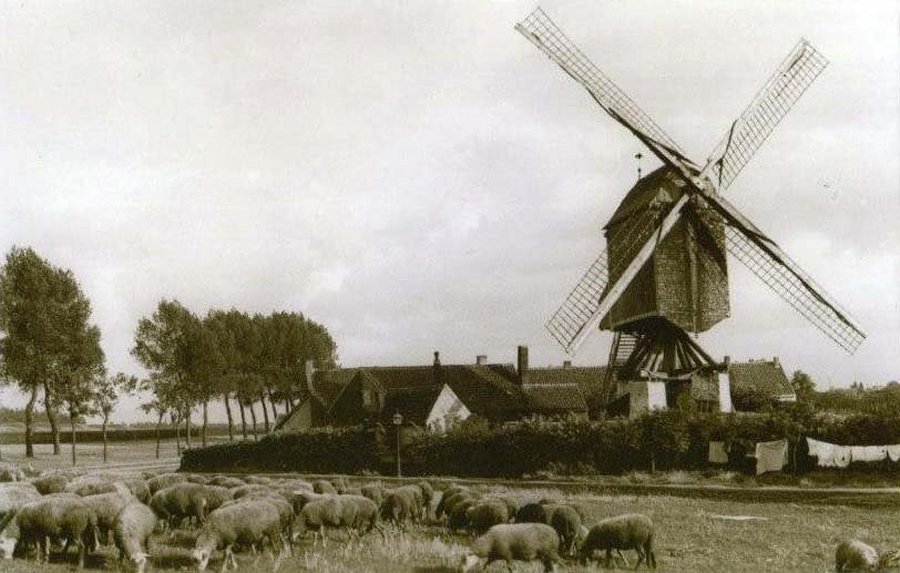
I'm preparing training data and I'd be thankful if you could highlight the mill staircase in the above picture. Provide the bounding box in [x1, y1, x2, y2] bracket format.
[599, 331, 640, 410]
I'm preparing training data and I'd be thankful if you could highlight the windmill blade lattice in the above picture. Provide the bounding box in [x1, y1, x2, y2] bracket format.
[723, 225, 865, 353]
[546, 250, 609, 352]
[516, 8, 687, 159]
[704, 40, 829, 190]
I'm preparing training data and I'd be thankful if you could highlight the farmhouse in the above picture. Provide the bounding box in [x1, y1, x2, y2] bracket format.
[276, 346, 591, 433]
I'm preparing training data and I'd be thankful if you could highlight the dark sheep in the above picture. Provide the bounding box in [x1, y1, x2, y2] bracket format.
[381, 491, 415, 525]
[448, 498, 480, 531]
[465, 499, 510, 533]
[549, 504, 582, 555]
[15, 496, 99, 568]
[440, 491, 479, 521]
[580, 513, 656, 569]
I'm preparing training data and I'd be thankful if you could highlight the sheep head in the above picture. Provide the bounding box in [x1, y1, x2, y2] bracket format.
[459, 553, 481, 572]
[191, 548, 211, 571]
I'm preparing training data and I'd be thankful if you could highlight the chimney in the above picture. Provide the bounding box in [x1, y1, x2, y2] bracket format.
[517, 345, 529, 385]
[476, 355, 487, 366]
[433, 351, 443, 385]
[563, 360, 572, 369]
[773, 356, 780, 367]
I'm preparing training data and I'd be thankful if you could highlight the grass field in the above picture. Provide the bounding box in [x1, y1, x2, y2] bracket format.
[2, 441, 899, 572]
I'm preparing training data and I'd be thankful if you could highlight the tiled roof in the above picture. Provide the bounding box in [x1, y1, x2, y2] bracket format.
[522, 383, 587, 412]
[310, 368, 357, 408]
[379, 387, 441, 427]
[362, 366, 434, 391]
[728, 359, 795, 399]
[444, 366, 526, 418]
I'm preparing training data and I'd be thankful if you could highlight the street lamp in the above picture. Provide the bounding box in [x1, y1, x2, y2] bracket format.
[392, 410, 403, 478]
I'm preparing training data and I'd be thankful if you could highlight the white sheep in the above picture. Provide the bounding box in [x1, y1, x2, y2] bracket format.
[114, 502, 158, 573]
[579, 513, 656, 569]
[81, 491, 132, 545]
[835, 539, 900, 571]
[461, 523, 562, 573]
[191, 500, 284, 571]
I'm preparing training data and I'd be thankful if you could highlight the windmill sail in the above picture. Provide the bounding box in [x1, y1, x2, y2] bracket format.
[515, 8, 689, 163]
[545, 250, 609, 351]
[697, 192, 866, 353]
[701, 40, 829, 190]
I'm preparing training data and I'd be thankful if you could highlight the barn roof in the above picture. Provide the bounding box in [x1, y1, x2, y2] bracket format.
[309, 368, 357, 408]
[728, 359, 795, 400]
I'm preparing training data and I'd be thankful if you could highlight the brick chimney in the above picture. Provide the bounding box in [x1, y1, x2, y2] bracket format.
[517, 345, 529, 385]
[773, 356, 780, 367]
[563, 360, 572, 369]
[476, 355, 487, 366]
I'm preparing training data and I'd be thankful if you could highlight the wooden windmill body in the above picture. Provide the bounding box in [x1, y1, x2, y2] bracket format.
[516, 8, 866, 416]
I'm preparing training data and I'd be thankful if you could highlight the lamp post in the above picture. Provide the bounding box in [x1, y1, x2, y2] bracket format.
[392, 411, 403, 478]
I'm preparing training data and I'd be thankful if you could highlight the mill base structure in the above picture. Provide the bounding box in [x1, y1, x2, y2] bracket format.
[601, 318, 730, 418]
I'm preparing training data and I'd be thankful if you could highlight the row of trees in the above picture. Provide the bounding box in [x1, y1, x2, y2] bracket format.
[131, 301, 337, 450]
[0, 245, 338, 462]
[0, 246, 129, 463]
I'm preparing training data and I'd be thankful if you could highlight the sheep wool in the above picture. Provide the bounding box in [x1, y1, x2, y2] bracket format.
[462, 523, 561, 573]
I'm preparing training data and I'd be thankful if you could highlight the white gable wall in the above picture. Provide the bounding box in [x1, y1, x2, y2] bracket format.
[426, 384, 471, 432]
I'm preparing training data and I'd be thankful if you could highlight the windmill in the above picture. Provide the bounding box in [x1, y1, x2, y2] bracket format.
[515, 8, 866, 414]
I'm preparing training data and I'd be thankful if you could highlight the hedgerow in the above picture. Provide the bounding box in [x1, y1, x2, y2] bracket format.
[179, 409, 900, 476]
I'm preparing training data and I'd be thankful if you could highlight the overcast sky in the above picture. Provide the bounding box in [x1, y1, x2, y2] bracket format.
[1, 1, 897, 423]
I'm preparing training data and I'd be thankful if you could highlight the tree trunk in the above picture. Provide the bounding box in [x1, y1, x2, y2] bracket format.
[224, 396, 235, 441]
[284, 398, 292, 415]
[70, 411, 77, 467]
[260, 394, 271, 434]
[24, 384, 38, 458]
[201, 402, 208, 448]
[268, 390, 278, 423]
[102, 415, 109, 463]
[44, 383, 61, 455]
[175, 417, 182, 455]
[155, 411, 163, 459]
[185, 412, 193, 449]
[238, 401, 247, 439]
[249, 403, 258, 441]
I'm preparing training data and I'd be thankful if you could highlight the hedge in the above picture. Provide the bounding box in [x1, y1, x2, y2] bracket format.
[179, 408, 900, 476]
[181, 426, 378, 473]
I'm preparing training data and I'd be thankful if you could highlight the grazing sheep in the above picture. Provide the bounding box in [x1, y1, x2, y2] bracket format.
[0, 509, 22, 559]
[207, 476, 245, 489]
[360, 484, 385, 507]
[296, 496, 357, 543]
[515, 501, 554, 524]
[448, 498, 480, 531]
[230, 484, 271, 499]
[122, 479, 151, 504]
[417, 481, 435, 520]
[14, 496, 99, 568]
[834, 539, 900, 572]
[440, 491, 478, 521]
[184, 474, 210, 485]
[313, 480, 338, 495]
[31, 474, 69, 495]
[81, 492, 131, 545]
[66, 476, 118, 497]
[381, 491, 416, 525]
[465, 499, 510, 533]
[339, 485, 363, 496]
[277, 479, 313, 492]
[150, 483, 210, 527]
[191, 500, 284, 571]
[0, 482, 41, 520]
[340, 495, 379, 534]
[199, 486, 234, 513]
[461, 523, 562, 573]
[580, 513, 656, 569]
[0, 462, 26, 482]
[243, 475, 273, 486]
[114, 502, 158, 573]
[549, 505, 582, 555]
[147, 473, 189, 494]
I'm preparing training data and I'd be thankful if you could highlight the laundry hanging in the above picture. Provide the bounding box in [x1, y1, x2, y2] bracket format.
[708, 441, 728, 464]
[756, 439, 788, 475]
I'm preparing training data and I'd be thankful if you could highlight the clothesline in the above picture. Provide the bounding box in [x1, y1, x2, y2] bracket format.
[806, 437, 900, 468]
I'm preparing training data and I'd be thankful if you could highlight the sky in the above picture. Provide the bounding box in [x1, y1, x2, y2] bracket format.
[0, 1, 897, 423]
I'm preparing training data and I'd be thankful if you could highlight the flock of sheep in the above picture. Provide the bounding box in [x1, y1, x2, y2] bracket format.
[0, 462, 896, 572]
